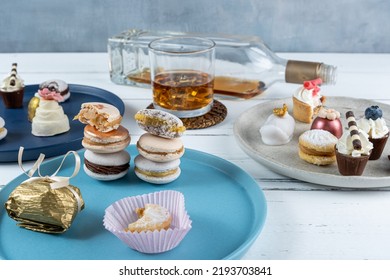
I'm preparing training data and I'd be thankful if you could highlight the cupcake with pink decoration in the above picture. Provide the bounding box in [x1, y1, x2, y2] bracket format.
[292, 78, 325, 123]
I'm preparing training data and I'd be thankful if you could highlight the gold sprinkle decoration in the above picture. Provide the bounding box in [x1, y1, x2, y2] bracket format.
[273, 104, 288, 117]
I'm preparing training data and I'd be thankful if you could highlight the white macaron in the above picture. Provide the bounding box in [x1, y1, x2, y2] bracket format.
[0, 117, 7, 140]
[136, 133, 184, 162]
[83, 149, 130, 181]
[134, 154, 181, 184]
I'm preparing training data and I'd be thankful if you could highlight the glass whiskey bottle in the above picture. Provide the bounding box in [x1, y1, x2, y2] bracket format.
[108, 29, 337, 99]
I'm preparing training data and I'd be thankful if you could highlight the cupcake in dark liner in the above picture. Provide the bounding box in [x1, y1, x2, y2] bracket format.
[0, 63, 24, 108]
[335, 127, 373, 176]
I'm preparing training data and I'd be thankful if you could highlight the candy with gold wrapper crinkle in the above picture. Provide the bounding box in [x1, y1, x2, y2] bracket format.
[5, 177, 84, 233]
[4, 147, 84, 233]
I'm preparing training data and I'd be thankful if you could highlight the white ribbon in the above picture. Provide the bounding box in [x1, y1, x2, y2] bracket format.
[18, 147, 83, 213]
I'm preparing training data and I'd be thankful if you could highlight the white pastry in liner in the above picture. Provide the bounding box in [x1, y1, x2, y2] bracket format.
[103, 190, 192, 254]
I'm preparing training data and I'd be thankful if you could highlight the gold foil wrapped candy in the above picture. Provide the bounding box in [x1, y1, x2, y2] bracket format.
[27, 96, 40, 121]
[4, 147, 84, 233]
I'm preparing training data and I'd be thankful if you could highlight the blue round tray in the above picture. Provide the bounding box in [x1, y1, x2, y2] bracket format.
[0, 146, 267, 260]
[0, 84, 125, 162]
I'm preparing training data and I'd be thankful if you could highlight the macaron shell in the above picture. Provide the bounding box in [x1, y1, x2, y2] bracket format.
[135, 166, 181, 184]
[83, 164, 128, 181]
[84, 149, 130, 166]
[134, 154, 180, 171]
[75, 102, 122, 132]
[137, 133, 184, 162]
[39, 79, 70, 102]
[82, 135, 130, 153]
[84, 125, 130, 144]
[83, 150, 130, 181]
[0, 117, 5, 127]
[135, 109, 185, 138]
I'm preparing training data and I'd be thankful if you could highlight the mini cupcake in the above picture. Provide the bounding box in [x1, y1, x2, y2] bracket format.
[311, 107, 343, 138]
[357, 105, 389, 160]
[0, 63, 24, 108]
[103, 190, 192, 254]
[335, 111, 373, 176]
[292, 78, 325, 123]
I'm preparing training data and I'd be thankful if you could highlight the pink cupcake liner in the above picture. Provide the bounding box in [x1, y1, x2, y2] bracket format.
[103, 190, 192, 254]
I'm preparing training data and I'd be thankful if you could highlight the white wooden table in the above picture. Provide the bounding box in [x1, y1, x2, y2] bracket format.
[1, 52, 390, 260]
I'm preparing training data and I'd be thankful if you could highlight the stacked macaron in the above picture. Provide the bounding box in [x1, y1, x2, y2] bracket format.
[74, 102, 131, 180]
[134, 109, 186, 184]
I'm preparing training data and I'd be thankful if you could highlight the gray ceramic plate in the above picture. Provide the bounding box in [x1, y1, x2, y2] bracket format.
[234, 97, 390, 188]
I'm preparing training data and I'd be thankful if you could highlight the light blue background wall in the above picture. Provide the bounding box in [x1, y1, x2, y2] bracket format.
[0, 0, 389, 53]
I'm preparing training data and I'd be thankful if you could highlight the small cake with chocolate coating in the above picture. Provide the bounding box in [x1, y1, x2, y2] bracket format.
[357, 105, 389, 160]
[298, 129, 338, 165]
[0, 63, 24, 108]
[292, 78, 325, 123]
[335, 111, 373, 176]
[311, 107, 343, 138]
[260, 104, 295, 145]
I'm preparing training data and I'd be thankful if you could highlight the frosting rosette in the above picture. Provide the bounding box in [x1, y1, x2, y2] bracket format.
[336, 129, 373, 157]
[103, 190, 192, 254]
[358, 118, 389, 138]
[293, 78, 323, 108]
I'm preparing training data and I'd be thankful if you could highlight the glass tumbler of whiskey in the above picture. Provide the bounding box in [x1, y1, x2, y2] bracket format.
[148, 37, 216, 118]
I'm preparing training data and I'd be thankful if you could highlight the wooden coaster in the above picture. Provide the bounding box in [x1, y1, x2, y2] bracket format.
[147, 100, 227, 130]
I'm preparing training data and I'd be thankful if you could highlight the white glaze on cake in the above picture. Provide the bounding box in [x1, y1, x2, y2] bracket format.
[260, 111, 295, 145]
[336, 130, 373, 157]
[31, 100, 70, 136]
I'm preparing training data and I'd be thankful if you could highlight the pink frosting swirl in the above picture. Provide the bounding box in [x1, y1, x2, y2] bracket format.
[38, 88, 64, 101]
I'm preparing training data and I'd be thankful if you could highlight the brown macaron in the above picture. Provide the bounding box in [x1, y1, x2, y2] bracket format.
[82, 124, 130, 153]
